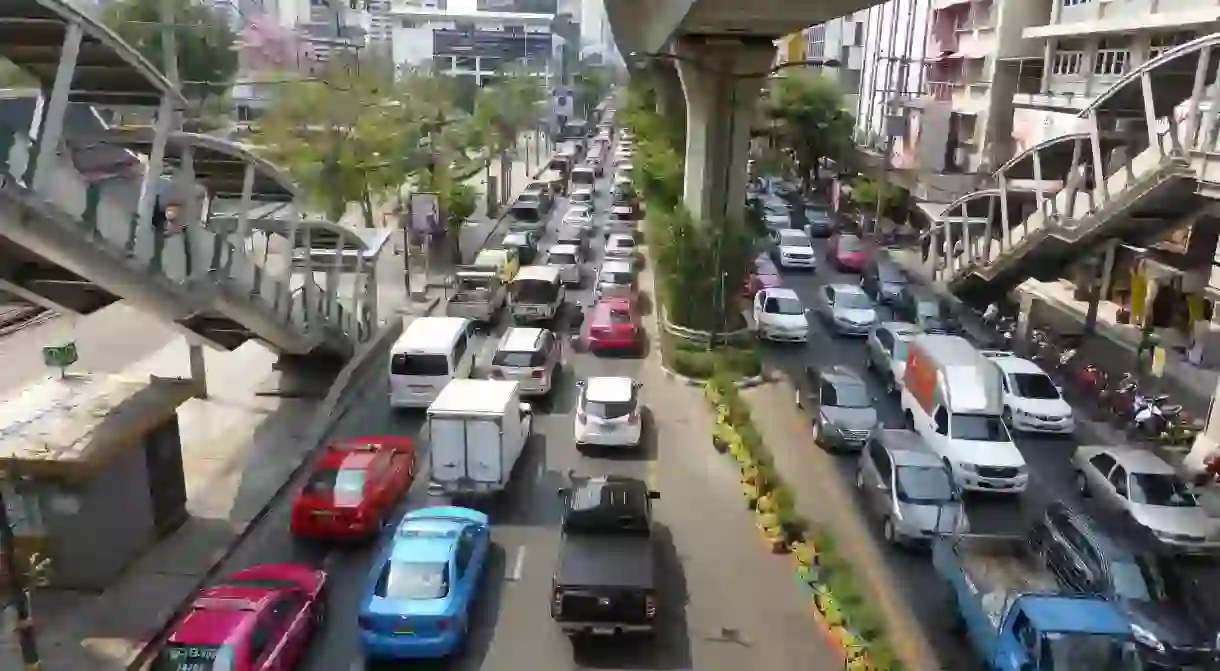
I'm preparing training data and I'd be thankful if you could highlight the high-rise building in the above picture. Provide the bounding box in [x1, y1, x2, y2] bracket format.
[777, 13, 869, 113]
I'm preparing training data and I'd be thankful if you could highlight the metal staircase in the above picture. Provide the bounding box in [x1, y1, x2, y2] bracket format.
[0, 114, 373, 358]
[923, 34, 1220, 305]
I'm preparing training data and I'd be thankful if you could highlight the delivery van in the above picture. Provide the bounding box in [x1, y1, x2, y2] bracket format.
[900, 334, 1027, 494]
[426, 379, 533, 496]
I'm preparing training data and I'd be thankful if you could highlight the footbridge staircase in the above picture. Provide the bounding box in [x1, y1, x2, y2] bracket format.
[0, 1, 379, 358]
[924, 33, 1220, 305]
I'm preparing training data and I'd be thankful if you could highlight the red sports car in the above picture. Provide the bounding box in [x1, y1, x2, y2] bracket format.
[291, 436, 416, 540]
[150, 563, 326, 671]
[586, 297, 643, 353]
[828, 233, 869, 272]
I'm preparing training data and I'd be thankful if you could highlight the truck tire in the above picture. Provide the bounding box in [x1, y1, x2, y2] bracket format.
[904, 411, 914, 430]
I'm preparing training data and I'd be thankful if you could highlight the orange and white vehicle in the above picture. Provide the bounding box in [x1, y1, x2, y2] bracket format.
[899, 334, 1027, 494]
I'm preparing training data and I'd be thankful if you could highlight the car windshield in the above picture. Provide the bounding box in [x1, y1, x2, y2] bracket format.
[779, 231, 811, 246]
[375, 561, 450, 600]
[825, 381, 871, 408]
[892, 340, 910, 362]
[454, 276, 493, 296]
[492, 349, 546, 368]
[1040, 631, 1137, 671]
[303, 468, 366, 500]
[504, 235, 529, 247]
[550, 253, 577, 265]
[1129, 473, 1198, 507]
[1110, 560, 1154, 601]
[950, 413, 1010, 441]
[836, 292, 873, 309]
[917, 300, 948, 319]
[839, 236, 863, 251]
[571, 192, 591, 201]
[584, 393, 636, 419]
[390, 353, 449, 377]
[806, 209, 831, 222]
[607, 308, 633, 325]
[601, 271, 633, 285]
[764, 296, 804, 315]
[896, 466, 956, 504]
[878, 266, 907, 283]
[612, 239, 635, 250]
[511, 206, 541, 222]
[1011, 373, 1060, 399]
[151, 644, 236, 671]
[512, 278, 558, 303]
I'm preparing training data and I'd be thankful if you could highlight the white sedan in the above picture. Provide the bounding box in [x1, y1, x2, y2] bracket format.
[982, 351, 1075, 434]
[574, 377, 643, 448]
[753, 287, 809, 342]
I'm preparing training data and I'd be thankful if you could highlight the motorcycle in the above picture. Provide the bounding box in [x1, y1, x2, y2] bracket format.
[1129, 394, 1168, 439]
[1073, 363, 1108, 398]
[1101, 373, 1140, 424]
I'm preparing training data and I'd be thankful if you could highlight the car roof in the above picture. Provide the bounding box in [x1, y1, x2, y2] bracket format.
[499, 327, 547, 352]
[503, 231, 531, 242]
[550, 243, 579, 254]
[607, 233, 635, 244]
[988, 354, 1046, 375]
[170, 600, 260, 646]
[596, 297, 633, 312]
[778, 229, 809, 239]
[830, 283, 867, 295]
[820, 365, 866, 386]
[585, 376, 635, 402]
[879, 321, 922, 338]
[318, 443, 380, 470]
[766, 287, 800, 299]
[514, 265, 561, 281]
[573, 187, 592, 194]
[601, 259, 633, 272]
[1096, 446, 1176, 474]
[391, 519, 465, 564]
[875, 429, 938, 463]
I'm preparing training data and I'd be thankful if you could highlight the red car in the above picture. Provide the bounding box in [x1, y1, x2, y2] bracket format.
[586, 297, 643, 353]
[745, 253, 783, 298]
[291, 436, 416, 540]
[828, 233, 868, 272]
[150, 564, 326, 671]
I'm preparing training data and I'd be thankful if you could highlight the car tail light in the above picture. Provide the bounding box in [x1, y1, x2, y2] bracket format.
[436, 617, 451, 632]
[531, 368, 544, 379]
[627, 412, 639, 425]
[645, 594, 657, 619]
[552, 587, 564, 615]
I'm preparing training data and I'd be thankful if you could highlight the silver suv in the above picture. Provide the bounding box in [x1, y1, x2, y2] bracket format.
[490, 327, 562, 396]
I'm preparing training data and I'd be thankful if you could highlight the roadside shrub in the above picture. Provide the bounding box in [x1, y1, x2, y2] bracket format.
[661, 331, 762, 380]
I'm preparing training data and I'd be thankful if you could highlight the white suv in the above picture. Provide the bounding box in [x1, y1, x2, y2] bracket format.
[574, 376, 643, 448]
[490, 327, 562, 396]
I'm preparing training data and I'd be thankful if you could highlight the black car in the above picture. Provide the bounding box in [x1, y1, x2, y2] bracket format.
[1029, 502, 1220, 669]
[895, 291, 960, 334]
[552, 475, 660, 636]
[804, 207, 836, 237]
[861, 259, 910, 305]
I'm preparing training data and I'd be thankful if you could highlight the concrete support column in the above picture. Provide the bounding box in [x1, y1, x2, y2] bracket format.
[676, 37, 773, 227]
[652, 62, 686, 138]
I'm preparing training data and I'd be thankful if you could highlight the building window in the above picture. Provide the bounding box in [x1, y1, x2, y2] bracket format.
[1052, 51, 1083, 75]
[401, 19, 417, 28]
[1094, 39, 1130, 76]
[456, 56, 477, 71]
[1149, 31, 1196, 60]
[1061, 0, 1091, 6]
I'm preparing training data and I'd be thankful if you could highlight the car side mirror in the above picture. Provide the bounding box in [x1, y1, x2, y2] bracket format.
[576, 380, 586, 388]
[876, 483, 889, 492]
[648, 490, 661, 500]
[557, 487, 571, 498]
[520, 402, 533, 414]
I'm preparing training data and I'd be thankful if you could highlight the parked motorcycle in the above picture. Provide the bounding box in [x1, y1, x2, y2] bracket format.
[1073, 363, 1108, 398]
[1101, 373, 1140, 424]
[1128, 394, 1169, 439]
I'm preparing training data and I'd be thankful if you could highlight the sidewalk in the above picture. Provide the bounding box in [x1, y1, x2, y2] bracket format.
[740, 382, 947, 671]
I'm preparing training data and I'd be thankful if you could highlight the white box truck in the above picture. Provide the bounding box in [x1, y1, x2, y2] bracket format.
[426, 379, 534, 496]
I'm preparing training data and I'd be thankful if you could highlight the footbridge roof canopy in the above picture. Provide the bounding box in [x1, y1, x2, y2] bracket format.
[1083, 32, 1220, 118]
[0, 0, 184, 107]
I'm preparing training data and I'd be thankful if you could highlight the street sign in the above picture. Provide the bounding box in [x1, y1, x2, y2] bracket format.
[42, 342, 77, 376]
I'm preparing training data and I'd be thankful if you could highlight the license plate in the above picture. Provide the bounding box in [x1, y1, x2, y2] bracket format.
[592, 627, 615, 635]
[395, 628, 414, 635]
[409, 385, 432, 391]
[599, 422, 618, 432]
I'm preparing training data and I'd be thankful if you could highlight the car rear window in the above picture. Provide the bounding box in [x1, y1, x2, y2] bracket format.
[601, 271, 633, 285]
[391, 353, 450, 377]
[608, 308, 633, 325]
[303, 468, 366, 498]
[550, 253, 577, 265]
[375, 561, 450, 600]
[151, 644, 236, 671]
[493, 349, 546, 368]
[585, 397, 636, 419]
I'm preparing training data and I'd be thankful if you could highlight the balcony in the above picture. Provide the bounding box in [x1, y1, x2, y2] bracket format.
[951, 81, 991, 114]
[927, 81, 953, 101]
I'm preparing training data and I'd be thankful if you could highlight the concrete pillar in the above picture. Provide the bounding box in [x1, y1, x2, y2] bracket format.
[652, 62, 686, 139]
[32, 22, 83, 192]
[675, 37, 774, 228]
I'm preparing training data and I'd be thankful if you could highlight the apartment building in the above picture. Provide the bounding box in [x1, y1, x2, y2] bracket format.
[1013, 0, 1211, 150]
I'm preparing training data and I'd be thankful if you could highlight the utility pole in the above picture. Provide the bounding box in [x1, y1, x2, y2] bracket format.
[1, 472, 40, 671]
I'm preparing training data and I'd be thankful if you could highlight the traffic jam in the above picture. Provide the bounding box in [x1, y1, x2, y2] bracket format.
[145, 109, 667, 670]
[750, 172, 1220, 669]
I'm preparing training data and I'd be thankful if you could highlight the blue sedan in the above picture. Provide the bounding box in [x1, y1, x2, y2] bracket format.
[358, 506, 491, 660]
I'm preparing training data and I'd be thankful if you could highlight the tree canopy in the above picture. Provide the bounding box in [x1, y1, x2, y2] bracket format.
[765, 72, 855, 192]
[471, 66, 546, 158]
[103, 0, 239, 100]
[573, 61, 611, 118]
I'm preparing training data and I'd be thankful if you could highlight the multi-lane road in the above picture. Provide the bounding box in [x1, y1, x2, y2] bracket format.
[200, 164, 845, 670]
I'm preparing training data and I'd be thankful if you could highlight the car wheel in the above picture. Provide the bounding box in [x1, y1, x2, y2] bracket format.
[904, 411, 914, 430]
[882, 517, 896, 544]
[1076, 471, 1090, 497]
[856, 469, 865, 490]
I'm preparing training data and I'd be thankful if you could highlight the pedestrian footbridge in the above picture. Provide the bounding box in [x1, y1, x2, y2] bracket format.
[924, 32, 1220, 305]
[0, 0, 380, 358]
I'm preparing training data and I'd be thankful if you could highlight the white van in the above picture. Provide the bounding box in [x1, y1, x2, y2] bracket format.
[427, 379, 533, 496]
[389, 317, 476, 409]
[509, 265, 565, 323]
[899, 334, 1028, 494]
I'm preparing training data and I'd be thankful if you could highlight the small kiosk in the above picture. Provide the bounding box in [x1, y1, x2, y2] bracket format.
[0, 374, 195, 590]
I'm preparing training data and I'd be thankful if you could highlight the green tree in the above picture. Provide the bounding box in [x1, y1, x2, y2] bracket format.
[439, 181, 477, 263]
[766, 72, 854, 194]
[849, 176, 903, 214]
[572, 60, 610, 119]
[103, 0, 239, 102]
[471, 67, 546, 207]
[0, 59, 36, 88]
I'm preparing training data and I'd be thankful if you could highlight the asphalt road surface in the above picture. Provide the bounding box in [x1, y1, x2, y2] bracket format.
[202, 166, 844, 670]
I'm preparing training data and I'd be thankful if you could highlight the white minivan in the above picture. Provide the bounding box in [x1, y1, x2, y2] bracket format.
[389, 317, 476, 409]
[899, 334, 1028, 494]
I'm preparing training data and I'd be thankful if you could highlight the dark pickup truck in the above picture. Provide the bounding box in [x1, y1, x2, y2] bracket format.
[551, 474, 660, 636]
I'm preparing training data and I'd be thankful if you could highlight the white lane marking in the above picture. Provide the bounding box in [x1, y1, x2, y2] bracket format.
[509, 545, 527, 582]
